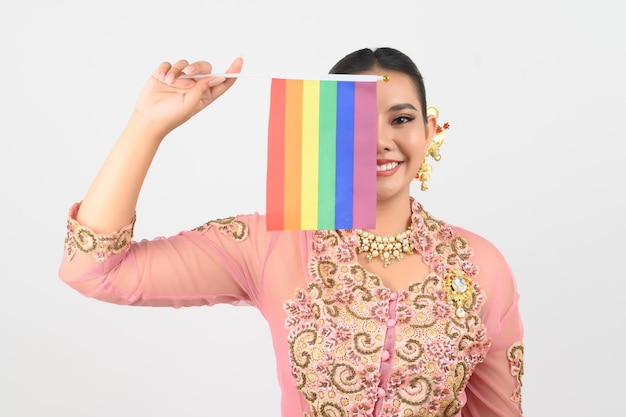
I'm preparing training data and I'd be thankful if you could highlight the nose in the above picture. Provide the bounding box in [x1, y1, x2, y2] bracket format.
[376, 117, 394, 153]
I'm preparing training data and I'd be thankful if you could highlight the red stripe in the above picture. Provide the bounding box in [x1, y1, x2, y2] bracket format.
[266, 78, 286, 230]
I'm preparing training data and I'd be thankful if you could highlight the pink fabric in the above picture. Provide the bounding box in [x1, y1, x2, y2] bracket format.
[59, 201, 524, 416]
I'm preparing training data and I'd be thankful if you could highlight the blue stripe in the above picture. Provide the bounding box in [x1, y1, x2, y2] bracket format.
[334, 81, 354, 229]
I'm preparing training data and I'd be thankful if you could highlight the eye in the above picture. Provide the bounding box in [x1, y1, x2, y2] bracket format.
[392, 115, 415, 125]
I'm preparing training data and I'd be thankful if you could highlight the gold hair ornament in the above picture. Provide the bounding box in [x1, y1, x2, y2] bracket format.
[416, 106, 449, 191]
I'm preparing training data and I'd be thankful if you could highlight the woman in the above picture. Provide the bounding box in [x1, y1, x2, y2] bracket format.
[59, 47, 524, 416]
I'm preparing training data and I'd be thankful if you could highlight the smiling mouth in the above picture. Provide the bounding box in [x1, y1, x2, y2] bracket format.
[376, 162, 400, 172]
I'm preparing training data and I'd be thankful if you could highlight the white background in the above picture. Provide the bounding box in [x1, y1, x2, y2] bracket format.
[1, 1, 624, 416]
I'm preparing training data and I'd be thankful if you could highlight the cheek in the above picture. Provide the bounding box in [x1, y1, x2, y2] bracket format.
[403, 134, 429, 159]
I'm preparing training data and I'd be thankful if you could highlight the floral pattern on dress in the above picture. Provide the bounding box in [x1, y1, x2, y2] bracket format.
[64, 207, 135, 263]
[284, 200, 492, 416]
[193, 217, 248, 241]
[507, 341, 524, 413]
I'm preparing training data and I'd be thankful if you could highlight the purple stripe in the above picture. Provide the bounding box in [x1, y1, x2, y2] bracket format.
[352, 81, 377, 229]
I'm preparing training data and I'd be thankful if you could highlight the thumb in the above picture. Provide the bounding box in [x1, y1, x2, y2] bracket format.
[207, 56, 245, 101]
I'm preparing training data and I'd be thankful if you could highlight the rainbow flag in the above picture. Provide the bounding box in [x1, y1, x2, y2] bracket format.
[266, 75, 377, 231]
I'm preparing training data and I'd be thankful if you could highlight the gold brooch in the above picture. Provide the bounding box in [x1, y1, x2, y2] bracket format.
[443, 269, 474, 318]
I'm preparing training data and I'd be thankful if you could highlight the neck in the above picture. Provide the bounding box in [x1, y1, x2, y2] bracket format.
[369, 195, 414, 236]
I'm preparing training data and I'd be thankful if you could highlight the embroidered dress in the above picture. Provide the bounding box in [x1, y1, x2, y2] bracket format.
[59, 199, 524, 416]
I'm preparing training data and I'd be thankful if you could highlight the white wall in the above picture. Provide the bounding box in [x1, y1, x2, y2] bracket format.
[1, 1, 624, 415]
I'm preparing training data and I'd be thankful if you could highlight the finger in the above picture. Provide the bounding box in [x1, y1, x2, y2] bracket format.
[153, 61, 174, 83]
[208, 56, 244, 100]
[182, 61, 213, 77]
[163, 59, 190, 84]
[181, 57, 244, 115]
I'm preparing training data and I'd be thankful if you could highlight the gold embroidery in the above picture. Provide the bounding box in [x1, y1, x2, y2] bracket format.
[507, 341, 524, 413]
[193, 217, 248, 241]
[419, 203, 444, 232]
[284, 200, 492, 416]
[64, 215, 135, 263]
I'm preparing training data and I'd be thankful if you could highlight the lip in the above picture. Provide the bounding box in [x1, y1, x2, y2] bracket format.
[376, 160, 402, 177]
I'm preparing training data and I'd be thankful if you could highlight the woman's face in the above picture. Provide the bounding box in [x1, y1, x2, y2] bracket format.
[368, 69, 436, 202]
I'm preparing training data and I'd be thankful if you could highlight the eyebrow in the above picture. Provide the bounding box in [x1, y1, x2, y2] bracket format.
[388, 103, 418, 112]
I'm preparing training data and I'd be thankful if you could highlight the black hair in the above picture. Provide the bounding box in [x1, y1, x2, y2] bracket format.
[329, 47, 428, 121]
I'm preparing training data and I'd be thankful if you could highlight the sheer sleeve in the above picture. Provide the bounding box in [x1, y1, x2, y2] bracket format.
[456, 228, 525, 417]
[58, 202, 270, 308]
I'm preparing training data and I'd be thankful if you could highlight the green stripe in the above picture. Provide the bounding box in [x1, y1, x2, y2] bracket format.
[317, 80, 337, 229]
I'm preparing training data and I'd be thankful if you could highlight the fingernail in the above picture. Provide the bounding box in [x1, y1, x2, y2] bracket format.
[182, 64, 194, 75]
[165, 73, 175, 84]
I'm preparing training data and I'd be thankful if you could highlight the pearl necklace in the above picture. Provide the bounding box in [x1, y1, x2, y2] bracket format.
[356, 225, 415, 268]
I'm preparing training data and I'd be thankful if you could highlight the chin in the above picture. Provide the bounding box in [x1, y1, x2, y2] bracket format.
[376, 188, 401, 202]
[376, 183, 411, 202]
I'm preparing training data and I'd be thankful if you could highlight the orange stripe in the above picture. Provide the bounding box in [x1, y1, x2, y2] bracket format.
[283, 79, 303, 229]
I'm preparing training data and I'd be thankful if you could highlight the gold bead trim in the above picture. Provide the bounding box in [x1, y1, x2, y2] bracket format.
[356, 225, 415, 268]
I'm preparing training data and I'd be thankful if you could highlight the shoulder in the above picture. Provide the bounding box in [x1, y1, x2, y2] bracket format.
[417, 201, 510, 277]
[416, 201, 516, 294]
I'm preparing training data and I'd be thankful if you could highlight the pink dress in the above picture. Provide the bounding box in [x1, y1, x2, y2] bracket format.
[59, 199, 524, 416]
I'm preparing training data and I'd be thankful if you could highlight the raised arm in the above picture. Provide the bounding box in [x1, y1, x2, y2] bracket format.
[58, 57, 257, 306]
[77, 57, 243, 233]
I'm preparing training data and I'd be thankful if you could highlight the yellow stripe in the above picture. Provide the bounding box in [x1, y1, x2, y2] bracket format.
[300, 80, 320, 229]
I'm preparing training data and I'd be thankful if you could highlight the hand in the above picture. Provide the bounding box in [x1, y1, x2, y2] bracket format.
[132, 57, 243, 137]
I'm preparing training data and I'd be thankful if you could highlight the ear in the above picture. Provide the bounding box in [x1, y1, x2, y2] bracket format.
[425, 111, 437, 148]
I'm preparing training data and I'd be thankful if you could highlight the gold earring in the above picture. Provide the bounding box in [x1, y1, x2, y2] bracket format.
[414, 106, 449, 191]
[416, 156, 433, 191]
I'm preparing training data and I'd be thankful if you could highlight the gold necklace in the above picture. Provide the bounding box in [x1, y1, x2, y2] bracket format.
[356, 225, 415, 268]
